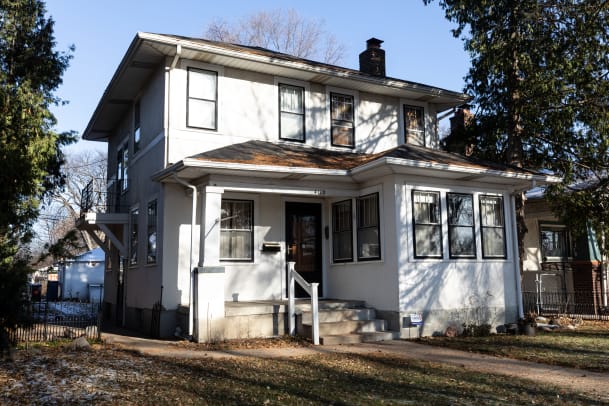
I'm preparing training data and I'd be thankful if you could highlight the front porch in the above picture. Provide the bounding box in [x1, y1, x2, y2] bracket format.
[181, 299, 399, 345]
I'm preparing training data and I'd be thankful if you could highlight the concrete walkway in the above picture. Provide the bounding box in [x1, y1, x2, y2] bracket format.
[102, 333, 609, 400]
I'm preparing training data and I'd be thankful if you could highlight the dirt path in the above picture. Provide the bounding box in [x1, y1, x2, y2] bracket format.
[103, 333, 609, 400]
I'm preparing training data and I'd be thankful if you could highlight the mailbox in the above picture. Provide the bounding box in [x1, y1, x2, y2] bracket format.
[261, 242, 281, 252]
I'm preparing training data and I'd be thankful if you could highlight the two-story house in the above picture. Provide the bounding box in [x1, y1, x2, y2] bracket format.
[79, 33, 557, 342]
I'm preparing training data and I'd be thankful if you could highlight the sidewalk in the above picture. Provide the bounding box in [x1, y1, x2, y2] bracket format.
[102, 332, 609, 400]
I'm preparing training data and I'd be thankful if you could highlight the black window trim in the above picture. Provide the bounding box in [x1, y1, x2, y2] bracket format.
[186, 67, 218, 131]
[278, 83, 306, 143]
[356, 192, 381, 262]
[447, 192, 477, 259]
[479, 194, 507, 259]
[330, 92, 355, 149]
[412, 189, 443, 259]
[332, 199, 354, 263]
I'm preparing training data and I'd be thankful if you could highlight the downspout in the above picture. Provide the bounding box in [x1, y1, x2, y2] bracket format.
[164, 44, 181, 168]
[172, 173, 197, 339]
[510, 193, 524, 319]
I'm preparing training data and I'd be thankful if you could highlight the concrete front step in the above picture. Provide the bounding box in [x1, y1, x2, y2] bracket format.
[301, 319, 388, 336]
[299, 308, 376, 324]
[297, 300, 367, 312]
[320, 331, 399, 345]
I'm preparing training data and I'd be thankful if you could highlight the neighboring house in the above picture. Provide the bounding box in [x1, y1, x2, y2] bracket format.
[57, 248, 105, 303]
[78, 33, 557, 341]
[522, 189, 608, 314]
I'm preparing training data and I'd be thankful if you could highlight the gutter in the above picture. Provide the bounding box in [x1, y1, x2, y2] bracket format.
[172, 174, 197, 339]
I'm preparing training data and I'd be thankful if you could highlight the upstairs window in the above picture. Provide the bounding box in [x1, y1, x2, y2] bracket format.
[356, 193, 380, 261]
[330, 93, 354, 147]
[117, 145, 128, 193]
[332, 200, 353, 262]
[479, 195, 506, 258]
[220, 199, 254, 261]
[187, 68, 217, 130]
[447, 193, 476, 258]
[404, 105, 425, 146]
[279, 84, 305, 141]
[147, 200, 157, 264]
[413, 190, 442, 258]
[130, 208, 139, 265]
[134, 100, 141, 154]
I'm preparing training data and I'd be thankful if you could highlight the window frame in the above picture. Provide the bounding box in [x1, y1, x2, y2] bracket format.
[146, 199, 157, 264]
[412, 190, 443, 259]
[220, 199, 254, 262]
[133, 100, 141, 155]
[403, 104, 425, 146]
[539, 223, 571, 262]
[117, 144, 128, 194]
[356, 193, 381, 261]
[278, 83, 305, 142]
[479, 194, 507, 259]
[447, 193, 476, 259]
[330, 92, 355, 148]
[332, 199, 354, 263]
[129, 207, 139, 266]
[186, 67, 218, 131]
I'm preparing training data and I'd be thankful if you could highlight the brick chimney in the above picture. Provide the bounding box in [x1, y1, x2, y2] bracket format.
[359, 38, 385, 77]
[445, 105, 474, 156]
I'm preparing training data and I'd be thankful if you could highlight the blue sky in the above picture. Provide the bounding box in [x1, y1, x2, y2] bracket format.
[45, 0, 470, 153]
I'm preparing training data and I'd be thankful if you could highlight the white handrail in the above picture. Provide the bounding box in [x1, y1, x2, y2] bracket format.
[287, 261, 319, 345]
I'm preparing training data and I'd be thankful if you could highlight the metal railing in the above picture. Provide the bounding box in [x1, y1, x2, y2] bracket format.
[7, 301, 102, 343]
[523, 290, 609, 320]
[80, 178, 129, 215]
[287, 261, 320, 345]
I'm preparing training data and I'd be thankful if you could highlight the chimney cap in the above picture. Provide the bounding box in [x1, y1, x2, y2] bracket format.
[366, 38, 384, 49]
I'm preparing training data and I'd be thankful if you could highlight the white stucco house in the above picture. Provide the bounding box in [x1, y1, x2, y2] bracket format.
[78, 33, 558, 342]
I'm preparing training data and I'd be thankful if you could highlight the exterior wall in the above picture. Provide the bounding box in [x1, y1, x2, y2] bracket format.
[166, 59, 443, 164]
[326, 177, 399, 311]
[222, 193, 285, 301]
[396, 179, 520, 336]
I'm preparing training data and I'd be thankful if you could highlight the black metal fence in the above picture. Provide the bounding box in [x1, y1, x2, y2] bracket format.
[8, 301, 102, 344]
[522, 290, 609, 320]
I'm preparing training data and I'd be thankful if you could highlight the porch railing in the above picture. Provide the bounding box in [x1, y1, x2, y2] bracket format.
[287, 261, 319, 345]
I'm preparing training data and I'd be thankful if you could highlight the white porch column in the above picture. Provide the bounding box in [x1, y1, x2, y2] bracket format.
[194, 186, 226, 343]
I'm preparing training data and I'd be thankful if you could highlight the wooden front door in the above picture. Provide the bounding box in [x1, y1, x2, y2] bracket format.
[286, 202, 323, 297]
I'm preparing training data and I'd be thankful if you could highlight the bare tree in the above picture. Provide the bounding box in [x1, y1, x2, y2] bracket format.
[33, 149, 107, 262]
[204, 9, 346, 65]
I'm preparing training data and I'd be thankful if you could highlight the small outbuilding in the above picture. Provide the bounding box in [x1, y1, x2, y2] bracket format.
[58, 248, 105, 303]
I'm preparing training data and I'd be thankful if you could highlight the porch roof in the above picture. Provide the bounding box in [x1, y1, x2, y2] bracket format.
[153, 140, 560, 190]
